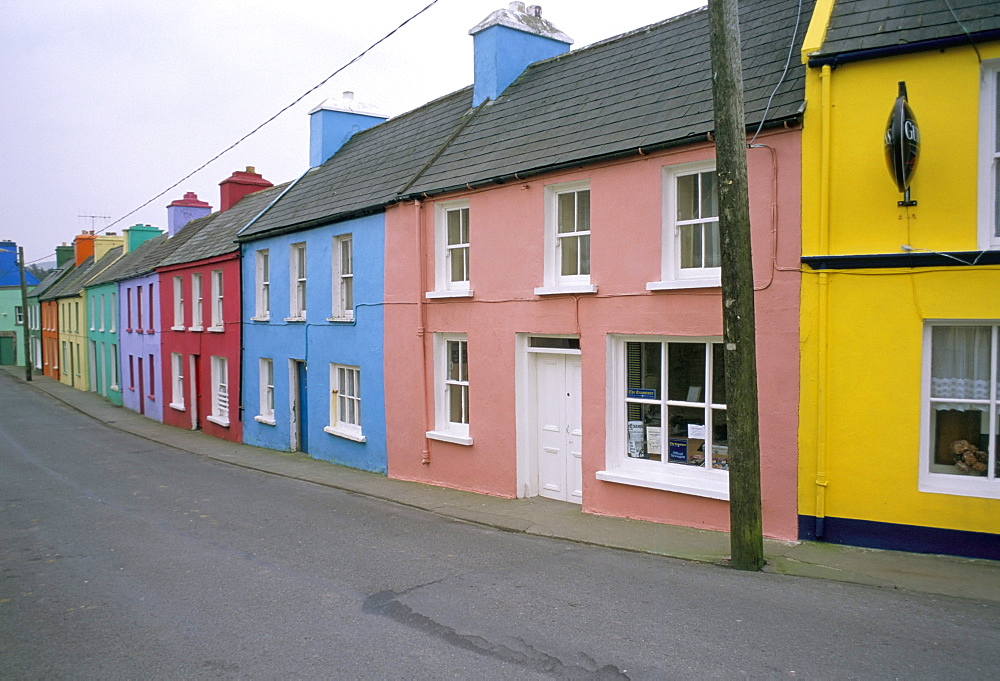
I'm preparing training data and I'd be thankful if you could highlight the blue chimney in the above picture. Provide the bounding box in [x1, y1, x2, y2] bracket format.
[470, 3, 572, 107]
[309, 91, 387, 167]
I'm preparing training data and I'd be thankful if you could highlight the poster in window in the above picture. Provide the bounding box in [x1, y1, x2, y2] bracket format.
[646, 426, 662, 456]
[628, 421, 645, 457]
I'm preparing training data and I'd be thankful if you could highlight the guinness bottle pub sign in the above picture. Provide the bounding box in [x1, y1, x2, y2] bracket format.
[884, 81, 919, 207]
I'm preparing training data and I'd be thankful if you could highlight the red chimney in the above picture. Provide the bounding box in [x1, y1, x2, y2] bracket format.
[74, 231, 96, 266]
[219, 166, 273, 212]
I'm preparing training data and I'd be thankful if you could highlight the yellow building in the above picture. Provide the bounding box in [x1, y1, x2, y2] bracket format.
[43, 233, 123, 390]
[798, 0, 1000, 558]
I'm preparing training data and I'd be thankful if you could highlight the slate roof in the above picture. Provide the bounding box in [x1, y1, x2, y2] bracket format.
[238, 88, 477, 239]
[238, 0, 813, 239]
[41, 256, 95, 300]
[28, 265, 70, 299]
[158, 183, 289, 267]
[811, 0, 1000, 63]
[406, 0, 815, 195]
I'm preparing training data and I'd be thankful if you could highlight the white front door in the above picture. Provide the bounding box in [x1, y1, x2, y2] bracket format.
[535, 353, 582, 503]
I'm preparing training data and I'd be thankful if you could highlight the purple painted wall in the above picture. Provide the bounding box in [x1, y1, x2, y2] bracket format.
[118, 271, 164, 421]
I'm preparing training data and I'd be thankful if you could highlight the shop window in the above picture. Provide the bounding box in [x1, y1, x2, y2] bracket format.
[598, 336, 729, 499]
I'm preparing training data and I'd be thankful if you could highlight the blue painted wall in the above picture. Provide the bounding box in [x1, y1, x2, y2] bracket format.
[241, 212, 387, 474]
[472, 24, 570, 106]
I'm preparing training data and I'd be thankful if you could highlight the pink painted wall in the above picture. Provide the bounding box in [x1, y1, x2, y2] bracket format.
[384, 129, 802, 539]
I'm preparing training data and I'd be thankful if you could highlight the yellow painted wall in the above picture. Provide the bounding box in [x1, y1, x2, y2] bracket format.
[58, 293, 89, 391]
[799, 35, 1000, 535]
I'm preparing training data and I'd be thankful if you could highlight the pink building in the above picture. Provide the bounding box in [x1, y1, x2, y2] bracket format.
[383, 1, 807, 538]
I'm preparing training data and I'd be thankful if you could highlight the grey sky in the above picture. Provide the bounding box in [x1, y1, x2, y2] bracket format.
[2, 0, 704, 263]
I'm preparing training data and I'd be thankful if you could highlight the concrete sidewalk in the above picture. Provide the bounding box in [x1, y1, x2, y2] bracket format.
[5, 366, 999, 603]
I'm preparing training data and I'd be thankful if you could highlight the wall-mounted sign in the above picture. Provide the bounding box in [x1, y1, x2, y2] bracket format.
[884, 81, 919, 206]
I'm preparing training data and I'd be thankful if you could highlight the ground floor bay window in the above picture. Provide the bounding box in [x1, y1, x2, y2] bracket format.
[921, 323, 999, 499]
[598, 335, 729, 499]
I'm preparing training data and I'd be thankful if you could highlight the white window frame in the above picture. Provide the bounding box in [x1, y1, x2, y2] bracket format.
[427, 333, 472, 446]
[331, 234, 354, 321]
[209, 269, 224, 331]
[597, 334, 730, 500]
[190, 273, 203, 330]
[172, 276, 185, 330]
[428, 200, 473, 298]
[110, 292, 116, 333]
[978, 59, 1000, 250]
[919, 321, 1000, 499]
[255, 357, 276, 425]
[15, 305, 24, 326]
[649, 160, 722, 291]
[109, 343, 119, 391]
[99, 293, 105, 332]
[170, 352, 185, 411]
[536, 180, 596, 295]
[325, 363, 365, 442]
[88, 297, 94, 330]
[288, 242, 307, 321]
[254, 249, 270, 321]
[207, 355, 230, 427]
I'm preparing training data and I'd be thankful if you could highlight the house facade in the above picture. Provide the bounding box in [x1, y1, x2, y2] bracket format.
[85, 224, 162, 405]
[27, 246, 73, 374]
[381, 0, 810, 538]
[158, 173, 278, 443]
[0, 240, 39, 366]
[797, 0, 1000, 557]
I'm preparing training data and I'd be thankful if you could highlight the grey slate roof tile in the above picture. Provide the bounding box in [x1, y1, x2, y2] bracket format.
[41, 256, 95, 300]
[29, 265, 71, 298]
[814, 0, 1000, 60]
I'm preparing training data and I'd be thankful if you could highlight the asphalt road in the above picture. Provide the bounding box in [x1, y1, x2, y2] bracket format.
[2, 377, 998, 679]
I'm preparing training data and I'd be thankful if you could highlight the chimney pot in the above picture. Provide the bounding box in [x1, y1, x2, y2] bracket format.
[528, 4, 541, 17]
[246, 166, 255, 174]
[509, 1, 525, 12]
[343, 91, 354, 99]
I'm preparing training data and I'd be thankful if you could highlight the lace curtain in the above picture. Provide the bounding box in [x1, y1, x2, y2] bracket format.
[931, 326, 992, 410]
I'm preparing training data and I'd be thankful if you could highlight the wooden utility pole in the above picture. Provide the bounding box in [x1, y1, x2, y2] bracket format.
[707, 0, 763, 570]
[18, 247, 32, 382]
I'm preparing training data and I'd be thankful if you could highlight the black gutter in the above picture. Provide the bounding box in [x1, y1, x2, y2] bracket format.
[803, 250, 1000, 270]
[808, 29, 1000, 68]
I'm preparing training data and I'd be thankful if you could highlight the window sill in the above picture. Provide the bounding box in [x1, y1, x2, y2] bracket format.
[646, 279, 721, 291]
[250, 316, 270, 322]
[146, 395, 155, 402]
[254, 415, 276, 426]
[596, 466, 729, 500]
[170, 325, 186, 331]
[188, 325, 204, 332]
[284, 317, 306, 323]
[206, 326, 224, 333]
[426, 430, 474, 446]
[109, 385, 120, 392]
[169, 402, 186, 412]
[919, 474, 1000, 500]
[426, 289, 473, 299]
[326, 316, 355, 323]
[534, 284, 598, 296]
[324, 425, 366, 443]
[206, 415, 230, 428]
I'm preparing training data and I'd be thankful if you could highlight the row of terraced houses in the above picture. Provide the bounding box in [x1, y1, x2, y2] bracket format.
[10, 0, 1000, 559]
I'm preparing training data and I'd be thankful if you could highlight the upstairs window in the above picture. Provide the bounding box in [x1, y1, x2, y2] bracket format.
[655, 161, 720, 289]
[537, 181, 595, 295]
[332, 235, 354, 321]
[430, 201, 472, 297]
[136, 286, 143, 332]
[210, 270, 224, 330]
[173, 276, 185, 329]
[979, 60, 1000, 250]
[15, 305, 23, 325]
[289, 243, 307, 320]
[254, 249, 270, 320]
[110, 292, 116, 332]
[191, 273, 203, 329]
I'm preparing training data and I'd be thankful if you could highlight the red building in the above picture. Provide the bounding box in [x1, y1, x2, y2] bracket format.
[158, 169, 278, 443]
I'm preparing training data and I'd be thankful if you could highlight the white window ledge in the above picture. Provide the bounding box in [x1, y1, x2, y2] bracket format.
[426, 430, 474, 446]
[206, 415, 230, 428]
[169, 402, 186, 412]
[919, 475, 1000, 500]
[109, 384, 119, 392]
[254, 415, 276, 426]
[324, 425, 366, 443]
[326, 316, 355, 323]
[170, 325, 186, 331]
[534, 284, 598, 296]
[284, 316, 306, 323]
[646, 279, 721, 291]
[188, 325, 204, 332]
[596, 467, 730, 500]
[250, 316, 270, 322]
[206, 326, 224, 333]
[426, 289, 474, 299]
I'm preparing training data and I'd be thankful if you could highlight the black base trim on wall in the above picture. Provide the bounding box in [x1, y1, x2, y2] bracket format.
[802, 251, 1000, 270]
[798, 515, 1000, 561]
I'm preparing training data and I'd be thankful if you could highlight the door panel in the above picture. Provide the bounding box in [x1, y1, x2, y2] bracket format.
[534, 353, 583, 504]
